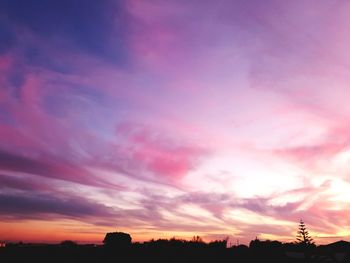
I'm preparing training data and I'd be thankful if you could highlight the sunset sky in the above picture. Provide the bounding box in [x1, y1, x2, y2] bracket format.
[1, 0, 350, 245]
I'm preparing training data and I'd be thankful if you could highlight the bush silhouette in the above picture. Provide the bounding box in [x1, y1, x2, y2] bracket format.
[103, 231, 132, 249]
[60, 240, 78, 247]
[1, 233, 350, 263]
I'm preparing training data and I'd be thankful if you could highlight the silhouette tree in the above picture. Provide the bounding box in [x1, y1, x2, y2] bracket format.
[103, 231, 132, 249]
[296, 219, 314, 246]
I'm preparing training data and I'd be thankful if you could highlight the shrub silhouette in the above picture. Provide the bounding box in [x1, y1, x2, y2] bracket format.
[60, 240, 78, 247]
[103, 231, 132, 249]
[208, 239, 227, 250]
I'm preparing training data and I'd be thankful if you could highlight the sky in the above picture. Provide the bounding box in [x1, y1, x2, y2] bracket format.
[0, 0, 350, 245]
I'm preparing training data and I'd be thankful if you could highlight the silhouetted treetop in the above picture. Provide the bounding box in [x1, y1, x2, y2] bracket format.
[296, 219, 314, 246]
[103, 231, 131, 248]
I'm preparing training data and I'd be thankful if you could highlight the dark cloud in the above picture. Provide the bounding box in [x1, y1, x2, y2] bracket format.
[22, 46, 74, 74]
[0, 16, 16, 54]
[0, 174, 52, 191]
[0, 192, 115, 219]
[0, 150, 122, 190]
[0, 150, 54, 175]
[0, 0, 129, 64]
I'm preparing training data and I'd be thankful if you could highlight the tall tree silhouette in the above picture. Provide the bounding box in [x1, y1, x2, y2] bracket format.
[296, 219, 314, 245]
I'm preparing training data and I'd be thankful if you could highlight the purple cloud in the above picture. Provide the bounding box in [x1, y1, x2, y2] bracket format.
[0, 192, 115, 220]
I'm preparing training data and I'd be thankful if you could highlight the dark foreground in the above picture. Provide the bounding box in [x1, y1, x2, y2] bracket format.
[1, 239, 350, 263]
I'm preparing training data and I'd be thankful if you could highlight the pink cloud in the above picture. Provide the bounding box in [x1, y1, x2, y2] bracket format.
[274, 144, 343, 166]
[271, 123, 350, 180]
[116, 123, 209, 182]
